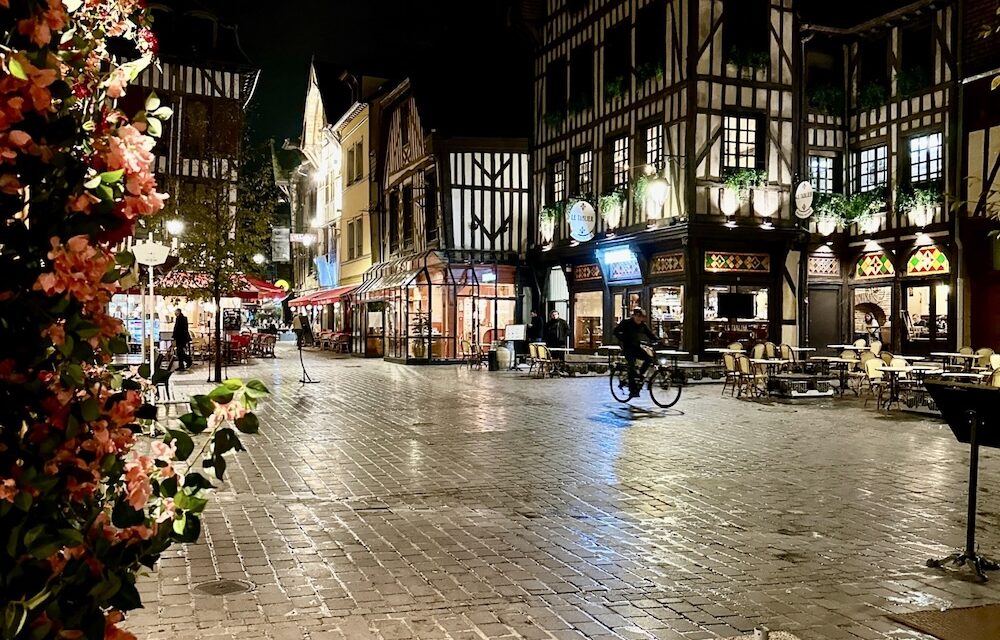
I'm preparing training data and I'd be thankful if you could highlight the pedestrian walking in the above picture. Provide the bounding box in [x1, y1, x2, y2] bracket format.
[173, 308, 193, 371]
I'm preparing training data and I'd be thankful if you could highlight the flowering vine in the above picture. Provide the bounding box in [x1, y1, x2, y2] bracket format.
[0, 2, 266, 639]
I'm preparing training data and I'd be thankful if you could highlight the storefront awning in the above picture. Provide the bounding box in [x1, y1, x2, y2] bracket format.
[288, 284, 357, 308]
[245, 276, 288, 301]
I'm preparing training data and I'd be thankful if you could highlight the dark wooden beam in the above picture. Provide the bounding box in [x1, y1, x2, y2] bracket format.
[801, 0, 945, 37]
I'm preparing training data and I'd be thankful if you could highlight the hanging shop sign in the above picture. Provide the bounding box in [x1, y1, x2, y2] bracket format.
[794, 181, 814, 219]
[271, 227, 290, 262]
[568, 200, 597, 242]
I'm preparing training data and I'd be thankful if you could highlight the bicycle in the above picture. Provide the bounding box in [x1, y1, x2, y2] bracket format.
[603, 343, 687, 408]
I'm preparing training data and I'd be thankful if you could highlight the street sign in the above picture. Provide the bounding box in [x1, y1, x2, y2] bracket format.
[794, 181, 814, 219]
[568, 200, 596, 242]
[271, 227, 290, 262]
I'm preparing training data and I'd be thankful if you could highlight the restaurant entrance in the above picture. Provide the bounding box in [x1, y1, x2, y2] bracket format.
[901, 280, 951, 354]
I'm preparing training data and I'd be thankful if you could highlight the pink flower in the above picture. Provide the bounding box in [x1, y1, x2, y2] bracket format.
[0, 478, 17, 503]
[67, 192, 100, 213]
[123, 456, 152, 510]
[105, 125, 154, 174]
[156, 497, 176, 523]
[150, 439, 175, 464]
[105, 67, 128, 99]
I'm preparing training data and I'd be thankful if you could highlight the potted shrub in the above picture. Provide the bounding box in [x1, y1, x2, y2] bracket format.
[599, 189, 625, 231]
[844, 189, 887, 234]
[807, 83, 845, 116]
[636, 60, 665, 83]
[543, 111, 565, 130]
[604, 75, 626, 101]
[897, 186, 940, 227]
[858, 83, 888, 111]
[726, 46, 769, 78]
[896, 67, 930, 99]
[539, 203, 562, 243]
[568, 93, 591, 115]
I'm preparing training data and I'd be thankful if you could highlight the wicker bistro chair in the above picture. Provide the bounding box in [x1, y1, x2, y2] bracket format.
[534, 344, 556, 378]
[460, 340, 480, 370]
[722, 352, 739, 396]
[847, 351, 874, 393]
[854, 338, 868, 348]
[763, 341, 778, 359]
[862, 357, 886, 408]
[736, 354, 767, 398]
[527, 343, 540, 376]
[870, 340, 883, 356]
[974, 348, 995, 370]
[880, 352, 894, 366]
[959, 346, 974, 355]
[990, 354, 1000, 371]
[727, 342, 744, 352]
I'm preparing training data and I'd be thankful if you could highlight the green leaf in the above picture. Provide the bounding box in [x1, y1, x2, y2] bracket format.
[96, 184, 114, 201]
[212, 454, 227, 481]
[183, 473, 214, 492]
[172, 511, 201, 542]
[8, 59, 27, 81]
[147, 117, 163, 138]
[173, 491, 208, 513]
[29, 541, 60, 561]
[83, 175, 101, 189]
[81, 398, 100, 422]
[109, 336, 128, 355]
[115, 251, 136, 268]
[212, 428, 243, 457]
[110, 579, 141, 611]
[111, 500, 145, 528]
[145, 91, 161, 111]
[135, 403, 157, 421]
[234, 413, 259, 434]
[14, 492, 32, 511]
[165, 429, 194, 461]
[57, 528, 84, 545]
[100, 169, 124, 183]
[24, 525, 44, 549]
[159, 476, 178, 498]
[153, 106, 174, 120]
[191, 394, 215, 418]
[207, 386, 234, 404]
[3, 601, 27, 639]
[179, 413, 208, 434]
[223, 378, 244, 390]
[246, 380, 270, 394]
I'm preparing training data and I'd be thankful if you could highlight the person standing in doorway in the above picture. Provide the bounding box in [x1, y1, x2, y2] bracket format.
[528, 309, 543, 343]
[544, 309, 569, 348]
[173, 308, 193, 371]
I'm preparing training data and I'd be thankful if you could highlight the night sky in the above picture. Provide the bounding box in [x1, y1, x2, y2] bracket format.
[170, 0, 530, 144]
[163, 0, 912, 145]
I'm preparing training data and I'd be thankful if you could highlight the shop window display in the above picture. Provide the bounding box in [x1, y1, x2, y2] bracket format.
[650, 286, 683, 347]
[573, 291, 603, 350]
[703, 285, 770, 348]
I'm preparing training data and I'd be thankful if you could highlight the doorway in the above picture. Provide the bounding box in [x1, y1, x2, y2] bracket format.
[901, 280, 951, 353]
[807, 287, 840, 349]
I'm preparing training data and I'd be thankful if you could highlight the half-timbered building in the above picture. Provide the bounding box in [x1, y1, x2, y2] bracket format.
[353, 77, 531, 363]
[532, 0, 803, 354]
[800, 0, 964, 355]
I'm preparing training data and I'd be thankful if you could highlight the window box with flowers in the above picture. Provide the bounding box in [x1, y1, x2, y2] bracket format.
[897, 186, 940, 228]
[604, 76, 626, 101]
[844, 188, 887, 234]
[723, 168, 766, 204]
[636, 61, 665, 84]
[813, 193, 846, 236]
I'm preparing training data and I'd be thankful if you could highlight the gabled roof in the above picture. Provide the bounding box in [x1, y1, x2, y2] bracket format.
[311, 61, 355, 126]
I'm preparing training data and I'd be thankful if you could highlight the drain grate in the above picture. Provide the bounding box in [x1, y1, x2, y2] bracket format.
[194, 579, 254, 596]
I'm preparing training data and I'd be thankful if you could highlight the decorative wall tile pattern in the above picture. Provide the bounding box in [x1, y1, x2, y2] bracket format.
[704, 252, 771, 273]
[906, 246, 950, 275]
[650, 252, 684, 275]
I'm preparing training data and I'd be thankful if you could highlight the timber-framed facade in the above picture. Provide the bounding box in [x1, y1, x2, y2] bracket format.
[531, 0, 804, 355]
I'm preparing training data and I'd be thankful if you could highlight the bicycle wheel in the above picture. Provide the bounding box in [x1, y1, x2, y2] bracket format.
[609, 363, 632, 403]
[648, 368, 682, 408]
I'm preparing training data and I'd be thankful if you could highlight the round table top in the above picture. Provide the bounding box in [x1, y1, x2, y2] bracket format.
[655, 350, 689, 356]
[880, 365, 913, 373]
[931, 352, 979, 359]
[790, 347, 816, 351]
[828, 344, 868, 350]
[751, 358, 789, 364]
[941, 372, 984, 378]
[548, 347, 574, 352]
[705, 347, 743, 353]
[598, 345, 621, 351]
[810, 356, 856, 364]
[897, 355, 927, 361]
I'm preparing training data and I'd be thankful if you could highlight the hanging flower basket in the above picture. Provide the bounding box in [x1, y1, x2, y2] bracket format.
[723, 168, 766, 203]
[599, 190, 625, 230]
[539, 204, 562, 243]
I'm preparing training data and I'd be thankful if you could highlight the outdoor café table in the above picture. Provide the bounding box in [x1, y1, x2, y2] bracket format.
[110, 354, 144, 370]
[931, 351, 980, 372]
[810, 356, 856, 395]
[878, 365, 913, 410]
[751, 358, 789, 394]
[941, 371, 987, 382]
[790, 347, 816, 353]
[548, 347, 574, 375]
[828, 344, 868, 353]
[655, 349, 689, 370]
[899, 354, 927, 361]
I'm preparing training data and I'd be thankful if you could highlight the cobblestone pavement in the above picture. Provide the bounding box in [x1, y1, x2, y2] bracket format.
[124, 345, 1000, 640]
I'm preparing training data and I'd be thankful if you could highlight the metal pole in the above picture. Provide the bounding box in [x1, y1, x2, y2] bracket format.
[966, 410, 979, 559]
[149, 261, 155, 371]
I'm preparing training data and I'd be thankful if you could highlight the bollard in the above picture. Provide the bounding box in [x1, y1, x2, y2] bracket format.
[754, 626, 769, 640]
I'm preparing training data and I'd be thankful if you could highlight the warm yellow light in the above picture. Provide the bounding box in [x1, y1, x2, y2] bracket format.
[166, 219, 184, 235]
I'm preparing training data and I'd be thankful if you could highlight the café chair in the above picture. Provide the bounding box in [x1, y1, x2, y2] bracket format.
[959, 346, 974, 356]
[862, 357, 885, 409]
[722, 353, 739, 396]
[870, 341, 883, 356]
[853, 338, 867, 348]
[736, 354, 767, 398]
[534, 344, 555, 378]
[764, 341, 778, 359]
[727, 342, 744, 352]
[973, 348, 995, 370]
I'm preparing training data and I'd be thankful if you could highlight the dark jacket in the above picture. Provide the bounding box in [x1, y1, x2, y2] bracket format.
[528, 315, 543, 342]
[613, 318, 657, 351]
[173, 314, 191, 345]
[544, 317, 569, 347]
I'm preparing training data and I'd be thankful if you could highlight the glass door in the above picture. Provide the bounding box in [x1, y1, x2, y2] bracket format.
[612, 287, 643, 327]
[901, 280, 950, 353]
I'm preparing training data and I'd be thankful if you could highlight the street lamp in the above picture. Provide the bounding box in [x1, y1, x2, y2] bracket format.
[165, 219, 184, 236]
[252, 253, 266, 265]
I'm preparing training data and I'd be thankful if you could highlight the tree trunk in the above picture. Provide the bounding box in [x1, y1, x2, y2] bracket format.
[213, 290, 222, 383]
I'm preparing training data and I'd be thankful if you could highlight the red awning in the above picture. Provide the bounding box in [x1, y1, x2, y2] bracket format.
[245, 276, 287, 301]
[288, 285, 357, 308]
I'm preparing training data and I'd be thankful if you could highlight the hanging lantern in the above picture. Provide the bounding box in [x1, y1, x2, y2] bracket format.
[646, 175, 669, 220]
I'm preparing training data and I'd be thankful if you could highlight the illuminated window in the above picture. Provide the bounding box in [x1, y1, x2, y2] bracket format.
[723, 115, 761, 170]
[857, 145, 887, 192]
[611, 136, 630, 189]
[909, 132, 942, 184]
[549, 159, 567, 203]
[576, 149, 593, 195]
[809, 155, 834, 193]
[644, 124, 663, 168]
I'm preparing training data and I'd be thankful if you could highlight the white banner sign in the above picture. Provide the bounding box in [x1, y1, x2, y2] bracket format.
[271, 227, 290, 263]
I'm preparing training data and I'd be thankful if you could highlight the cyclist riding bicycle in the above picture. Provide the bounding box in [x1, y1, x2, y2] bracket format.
[613, 307, 658, 398]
